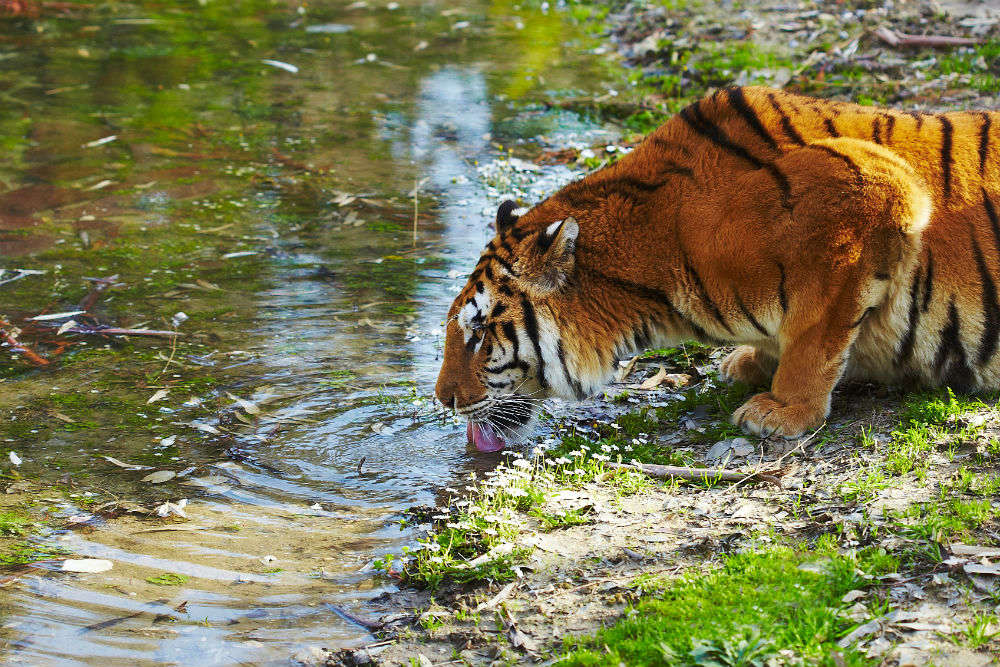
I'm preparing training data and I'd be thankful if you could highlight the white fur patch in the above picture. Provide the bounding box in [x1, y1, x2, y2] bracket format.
[458, 286, 492, 347]
[545, 220, 563, 237]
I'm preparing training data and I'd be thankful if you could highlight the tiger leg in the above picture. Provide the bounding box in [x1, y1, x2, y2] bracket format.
[720, 346, 776, 386]
[732, 300, 863, 438]
[730, 137, 930, 438]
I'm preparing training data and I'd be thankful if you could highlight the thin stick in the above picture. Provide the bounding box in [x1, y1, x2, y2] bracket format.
[153, 328, 179, 381]
[325, 603, 383, 632]
[605, 461, 783, 487]
[0, 326, 49, 366]
[874, 26, 980, 48]
[412, 173, 419, 247]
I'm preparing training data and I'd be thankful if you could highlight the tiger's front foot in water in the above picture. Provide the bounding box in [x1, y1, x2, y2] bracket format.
[732, 392, 825, 439]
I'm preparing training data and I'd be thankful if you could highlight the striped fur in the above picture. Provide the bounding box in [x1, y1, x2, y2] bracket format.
[436, 86, 1000, 442]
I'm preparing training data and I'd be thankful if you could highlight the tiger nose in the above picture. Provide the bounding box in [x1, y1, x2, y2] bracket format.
[435, 377, 477, 411]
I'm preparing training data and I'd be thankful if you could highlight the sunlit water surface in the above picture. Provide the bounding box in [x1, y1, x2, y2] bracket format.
[0, 1, 619, 664]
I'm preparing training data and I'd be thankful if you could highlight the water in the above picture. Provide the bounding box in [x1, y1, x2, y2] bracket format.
[0, 1, 619, 664]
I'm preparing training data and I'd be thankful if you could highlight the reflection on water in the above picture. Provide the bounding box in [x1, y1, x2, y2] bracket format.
[0, 1, 618, 664]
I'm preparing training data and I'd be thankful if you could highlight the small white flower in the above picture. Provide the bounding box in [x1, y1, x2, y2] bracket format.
[512, 459, 532, 469]
[593, 454, 610, 462]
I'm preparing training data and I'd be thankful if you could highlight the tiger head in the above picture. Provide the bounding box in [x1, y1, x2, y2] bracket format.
[434, 199, 608, 452]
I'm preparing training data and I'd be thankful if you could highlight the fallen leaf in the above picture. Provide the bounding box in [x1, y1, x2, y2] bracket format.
[964, 561, 1000, 576]
[142, 470, 176, 484]
[952, 543, 1000, 558]
[842, 589, 867, 603]
[102, 456, 153, 471]
[639, 365, 667, 389]
[61, 559, 113, 573]
[57, 319, 77, 335]
[147, 389, 168, 404]
[28, 310, 86, 321]
[8, 452, 21, 466]
[261, 59, 298, 73]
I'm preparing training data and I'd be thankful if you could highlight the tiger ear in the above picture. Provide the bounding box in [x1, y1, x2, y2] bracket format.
[517, 217, 579, 294]
[496, 200, 519, 233]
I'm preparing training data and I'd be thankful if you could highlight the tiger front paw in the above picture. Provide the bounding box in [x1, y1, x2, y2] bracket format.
[719, 346, 774, 387]
[731, 392, 825, 439]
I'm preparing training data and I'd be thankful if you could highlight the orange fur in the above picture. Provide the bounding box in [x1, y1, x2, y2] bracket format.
[436, 87, 1000, 442]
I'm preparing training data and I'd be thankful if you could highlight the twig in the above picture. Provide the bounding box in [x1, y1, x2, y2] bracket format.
[153, 327, 179, 381]
[47, 324, 182, 338]
[874, 26, 981, 48]
[324, 603, 384, 632]
[474, 581, 518, 612]
[412, 173, 418, 247]
[0, 325, 49, 366]
[605, 461, 783, 487]
[78, 274, 121, 312]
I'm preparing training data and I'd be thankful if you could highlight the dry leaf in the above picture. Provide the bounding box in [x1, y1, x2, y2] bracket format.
[102, 456, 153, 471]
[147, 389, 168, 404]
[639, 366, 667, 389]
[142, 470, 176, 484]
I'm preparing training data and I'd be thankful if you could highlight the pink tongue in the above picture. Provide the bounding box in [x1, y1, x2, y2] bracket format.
[467, 422, 505, 452]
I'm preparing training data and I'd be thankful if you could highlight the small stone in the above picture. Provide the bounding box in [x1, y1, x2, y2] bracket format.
[705, 439, 732, 464]
[730, 437, 754, 457]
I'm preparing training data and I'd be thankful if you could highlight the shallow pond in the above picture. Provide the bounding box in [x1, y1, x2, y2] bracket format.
[0, 1, 620, 663]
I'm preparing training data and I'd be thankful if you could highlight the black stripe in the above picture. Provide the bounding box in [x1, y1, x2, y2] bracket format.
[777, 263, 788, 313]
[852, 307, 877, 328]
[896, 268, 922, 365]
[934, 298, 975, 391]
[875, 272, 891, 280]
[972, 231, 1000, 365]
[493, 254, 519, 277]
[922, 250, 935, 312]
[679, 102, 792, 208]
[872, 116, 882, 144]
[684, 259, 733, 335]
[885, 114, 896, 144]
[822, 116, 840, 138]
[465, 332, 481, 353]
[485, 359, 529, 374]
[985, 189, 1000, 255]
[586, 267, 719, 344]
[907, 111, 925, 131]
[980, 112, 992, 177]
[734, 292, 769, 336]
[507, 226, 529, 241]
[806, 144, 864, 187]
[501, 321, 519, 361]
[487, 380, 512, 389]
[520, 296, 547, 388]
[491, 303, 507, 318]
[728, 87, 779, 150]
[940, 115, 954, 200]
[767, 93, 806, 146]
[556, 339, 585, 400]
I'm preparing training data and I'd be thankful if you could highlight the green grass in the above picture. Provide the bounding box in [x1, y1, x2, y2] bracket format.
[561, 547, 875, 666]
[146, 572, 190, 586]
[895, 498, 997, 543]
[0, 512, 31, 537]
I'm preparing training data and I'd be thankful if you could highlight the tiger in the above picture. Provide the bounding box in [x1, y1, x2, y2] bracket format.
[435, 85, 1000, 452]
